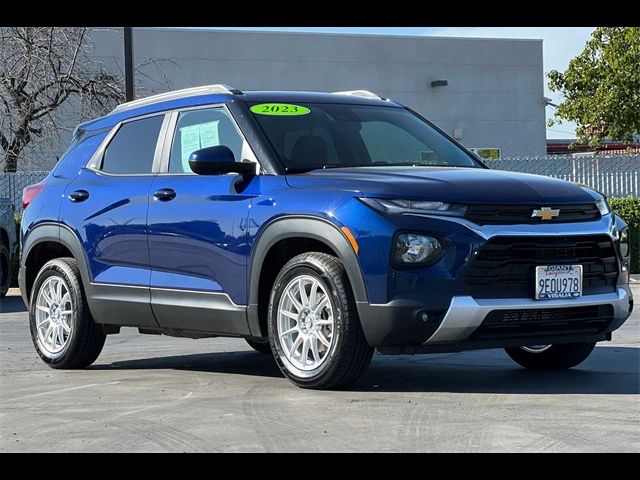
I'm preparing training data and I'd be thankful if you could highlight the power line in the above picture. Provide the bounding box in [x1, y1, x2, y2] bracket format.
[547, 128, 577, 136]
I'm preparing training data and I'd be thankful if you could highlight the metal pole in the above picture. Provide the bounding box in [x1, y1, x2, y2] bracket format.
[124, 27, 134, 102]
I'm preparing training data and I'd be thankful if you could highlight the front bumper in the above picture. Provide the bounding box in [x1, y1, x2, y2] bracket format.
[360, 286, 633, 352]
[425, 287, 632, 345]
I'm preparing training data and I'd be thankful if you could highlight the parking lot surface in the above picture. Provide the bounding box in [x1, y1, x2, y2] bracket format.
[1, 286, 638, 452]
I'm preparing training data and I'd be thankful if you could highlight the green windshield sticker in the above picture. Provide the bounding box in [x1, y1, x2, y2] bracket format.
[250, 103, 311, 116]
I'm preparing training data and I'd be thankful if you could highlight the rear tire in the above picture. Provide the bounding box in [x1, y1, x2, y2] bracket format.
[268, 252, 373, 390]
[29, 257, 105, 369]
[0, 243, 10, 298]
[505, 342, 596, 370]
[246, 338, 272, 354]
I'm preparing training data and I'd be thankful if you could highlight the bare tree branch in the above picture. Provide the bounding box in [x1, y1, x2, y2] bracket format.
[0, 27, 126, 172]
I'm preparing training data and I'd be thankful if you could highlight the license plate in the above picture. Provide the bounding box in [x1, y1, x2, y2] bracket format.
[535, 265, 583, 300]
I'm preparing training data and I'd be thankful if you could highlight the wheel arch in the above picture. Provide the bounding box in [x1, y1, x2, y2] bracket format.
[247, 215, 369, 337]
[20, 223, 91, 304]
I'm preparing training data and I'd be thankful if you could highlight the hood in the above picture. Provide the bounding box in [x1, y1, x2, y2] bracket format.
[285, 167, 598, 205]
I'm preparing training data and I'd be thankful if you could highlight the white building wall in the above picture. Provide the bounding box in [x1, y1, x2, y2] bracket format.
[17, 28, 547, 170]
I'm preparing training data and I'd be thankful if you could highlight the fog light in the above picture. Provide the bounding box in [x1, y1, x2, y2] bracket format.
[394, 234, 442, 265]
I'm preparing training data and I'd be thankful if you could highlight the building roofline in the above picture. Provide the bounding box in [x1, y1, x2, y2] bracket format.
[136, 27, 543, 43]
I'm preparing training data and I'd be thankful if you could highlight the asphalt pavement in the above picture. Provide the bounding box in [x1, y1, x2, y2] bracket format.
[1, 286, 638, 452]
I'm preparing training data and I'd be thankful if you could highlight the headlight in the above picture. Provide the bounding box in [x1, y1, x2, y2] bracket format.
[394, 233, 443, 265]
[359, 198, 467, 217]
[596, 198, 611, 216]
[620, 228, 630, 258]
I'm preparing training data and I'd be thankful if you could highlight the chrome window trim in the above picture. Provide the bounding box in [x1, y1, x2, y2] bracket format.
[86, 103, 262, 178]
[85, 111, 169, 177]
[157, 110, 179, 174]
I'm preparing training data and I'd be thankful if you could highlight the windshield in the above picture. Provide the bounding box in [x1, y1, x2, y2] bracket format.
[247, 102, 481, 172]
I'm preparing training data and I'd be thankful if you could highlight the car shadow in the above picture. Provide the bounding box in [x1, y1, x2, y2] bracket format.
[0, 295, 27, 314]
[93, 350, 283, 379]
[92, 344, 639, 395]
[352, 346, 639, 394]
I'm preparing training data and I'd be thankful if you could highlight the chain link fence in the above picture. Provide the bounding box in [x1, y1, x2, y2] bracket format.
[1, 155, 638, 213]
[0, 171, 49, 212]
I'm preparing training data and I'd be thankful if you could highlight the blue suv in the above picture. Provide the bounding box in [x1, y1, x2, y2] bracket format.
[18, 85, 633, 389]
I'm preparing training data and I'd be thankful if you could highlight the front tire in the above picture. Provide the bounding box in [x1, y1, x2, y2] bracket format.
[29, 257, 105, 369]
[268, 252, 373, 390]
[505, 342, 596, 370]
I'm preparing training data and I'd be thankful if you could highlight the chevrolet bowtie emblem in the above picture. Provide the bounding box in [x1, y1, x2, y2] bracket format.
[532, 207, 560, 220]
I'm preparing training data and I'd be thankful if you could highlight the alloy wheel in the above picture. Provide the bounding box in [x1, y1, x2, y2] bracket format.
[277, 275, 335, 371]
[35, 277, 73, 355]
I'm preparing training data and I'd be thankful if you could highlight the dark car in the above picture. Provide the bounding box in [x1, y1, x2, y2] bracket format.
[18, 85, 633, 389]
[1, 197, 16, 297]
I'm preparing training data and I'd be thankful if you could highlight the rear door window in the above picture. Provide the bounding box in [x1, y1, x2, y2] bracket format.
[101, 115, 164, 174]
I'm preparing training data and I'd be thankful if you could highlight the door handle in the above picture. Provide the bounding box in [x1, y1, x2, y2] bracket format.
[153, 188, 177, 202]
[69, 190, 90, 203]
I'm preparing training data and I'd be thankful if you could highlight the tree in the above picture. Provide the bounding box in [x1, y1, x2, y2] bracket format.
[548, 27, 640, 147]
[0, 27, 125, 172]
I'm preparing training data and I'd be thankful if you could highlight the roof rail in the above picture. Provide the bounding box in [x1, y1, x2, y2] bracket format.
[332, 90, 384, 100]
[112, 84, 242, 113]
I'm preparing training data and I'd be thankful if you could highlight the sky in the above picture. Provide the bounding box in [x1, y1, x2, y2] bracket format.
[210, 27, 596, 139]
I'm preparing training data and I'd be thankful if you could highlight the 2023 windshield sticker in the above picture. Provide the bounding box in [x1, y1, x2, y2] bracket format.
[250, 103, 311, 116]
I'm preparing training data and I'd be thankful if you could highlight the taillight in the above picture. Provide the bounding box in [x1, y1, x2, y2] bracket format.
[22, 183, 46, 210]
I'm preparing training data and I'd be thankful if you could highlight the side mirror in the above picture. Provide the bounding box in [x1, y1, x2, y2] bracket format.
[188, 145, 255, 176]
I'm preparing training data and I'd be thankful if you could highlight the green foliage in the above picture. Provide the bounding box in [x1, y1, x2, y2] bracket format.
[548, 27, 640, 146]
[609, 196, 640, 227]
[609, 196, 640, 273]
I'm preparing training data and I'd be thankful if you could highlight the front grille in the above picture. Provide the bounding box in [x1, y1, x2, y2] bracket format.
[471, 305, 614, 340]
[465, 235, 618, 299]
[465, 204, 601, 225]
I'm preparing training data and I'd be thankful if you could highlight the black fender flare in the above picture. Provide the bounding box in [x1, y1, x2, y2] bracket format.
[19, 222, 92, 305]
[246, 216, 370, 337]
